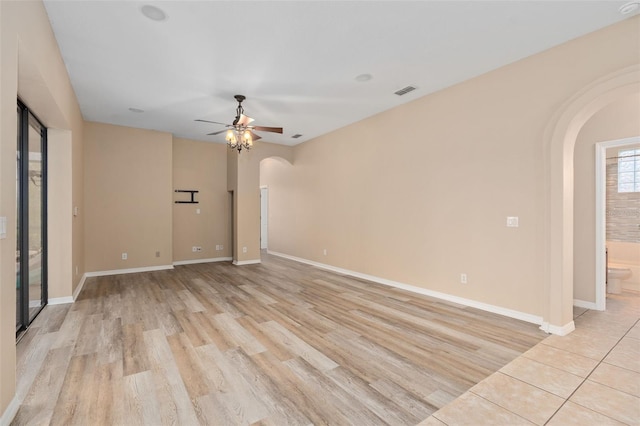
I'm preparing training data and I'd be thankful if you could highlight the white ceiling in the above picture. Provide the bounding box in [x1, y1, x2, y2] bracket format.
[43, 1, 638, 146]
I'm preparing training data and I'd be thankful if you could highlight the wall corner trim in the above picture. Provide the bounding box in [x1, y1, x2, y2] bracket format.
[73, 274, 88, 301]
[539, 320, 576, 336]
[268, 250, 544, 327]
[45, 274, 88, 305]
[172, 257, 232, 266]
[85, 265, 174, 278]
[48, 296, 74, 305]
[232, 259, 262, 266]
[0, 395, 20, 426]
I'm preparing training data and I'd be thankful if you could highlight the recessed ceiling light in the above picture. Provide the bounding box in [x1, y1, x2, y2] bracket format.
[128, 107, 144, 113]
[619, 1, 640, 15]
[355, 73, 373, 82]
[141, 4, 167, 21]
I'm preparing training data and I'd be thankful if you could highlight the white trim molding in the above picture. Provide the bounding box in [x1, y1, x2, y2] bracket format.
[72, 273, 87, 301]
[173, 257, 232, 266]
[573, 299, 597, 310]
[595, 136, 640, 312]
[540, 320, 575, 336]
[48, 296, 73, 305]
[232, 259, 261, 266]
[268, 251, 546, 328]
[0, 395, 19, 426]
[85, 264, 174, 278]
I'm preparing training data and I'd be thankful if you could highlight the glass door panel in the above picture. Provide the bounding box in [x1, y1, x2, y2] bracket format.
[16, 105, 22, 332]
[16, 101, 47, 335]
[27, 117, 44, 321]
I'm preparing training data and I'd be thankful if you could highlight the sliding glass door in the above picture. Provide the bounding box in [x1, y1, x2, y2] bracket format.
[16, 100, 47, 334]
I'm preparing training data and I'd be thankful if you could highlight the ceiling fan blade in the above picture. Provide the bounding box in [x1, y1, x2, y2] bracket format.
[253, 126, 283, 134]
[248, 131, 262, 141]
[207, 130, 227, 136]
[195, 119, 228, 126]
[237, 114, 254, 126]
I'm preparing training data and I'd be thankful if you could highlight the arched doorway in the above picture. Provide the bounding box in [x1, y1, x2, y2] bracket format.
[543, 65, 640, 335]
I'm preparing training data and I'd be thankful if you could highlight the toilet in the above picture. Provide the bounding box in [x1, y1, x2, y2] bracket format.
[607, 267, 632, 294]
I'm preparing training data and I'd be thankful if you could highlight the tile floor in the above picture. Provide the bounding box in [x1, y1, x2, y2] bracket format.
[420, 291, 640, 425]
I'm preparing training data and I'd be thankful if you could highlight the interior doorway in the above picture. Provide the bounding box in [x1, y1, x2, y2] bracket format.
[595, 136, 640, 311]
[16, 100, 48, 336]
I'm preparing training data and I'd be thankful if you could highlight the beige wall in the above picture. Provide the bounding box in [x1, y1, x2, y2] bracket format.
[172, 138, 231, 261]
[1, 0, 84, 418]
[574, 95, 640, 301]
[260, 16, 640, 319]
[84, 122, 172, 271]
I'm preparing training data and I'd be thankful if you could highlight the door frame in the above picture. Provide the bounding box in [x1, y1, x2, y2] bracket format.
[16, 100, 48, 335]
[594, 135, 640, 311]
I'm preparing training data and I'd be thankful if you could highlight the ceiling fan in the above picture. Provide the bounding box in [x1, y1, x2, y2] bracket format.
[196, 95, 283, 152]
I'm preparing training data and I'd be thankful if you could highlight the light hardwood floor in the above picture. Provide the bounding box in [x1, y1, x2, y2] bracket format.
[13, 253, 546, 425]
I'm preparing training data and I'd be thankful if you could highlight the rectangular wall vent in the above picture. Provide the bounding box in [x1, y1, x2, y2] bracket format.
[291, 134, 303, 139]
[394, 86, 417, 96]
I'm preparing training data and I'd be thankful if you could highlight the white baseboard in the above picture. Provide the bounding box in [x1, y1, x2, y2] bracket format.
[268, 250, 545, 327]
[41, 274, 87, 306]
[573, 299, 597, 310]
[0, 395, 19, 426]
[48, 296, 73, 305]
[173, 257, 232, 266]
[232, 259, 261, 266]
[540, 320, 575, 336]
[85, 264, 174, 278]
[72, 273, 87, 301]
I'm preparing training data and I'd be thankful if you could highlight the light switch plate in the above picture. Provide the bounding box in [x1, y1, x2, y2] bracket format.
[506, 216, 519, 227]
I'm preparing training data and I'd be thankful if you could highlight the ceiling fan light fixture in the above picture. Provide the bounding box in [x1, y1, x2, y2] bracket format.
[226, 128, 253, 153]
[225, 129, 236, 143]
[201, 95, 282, 153]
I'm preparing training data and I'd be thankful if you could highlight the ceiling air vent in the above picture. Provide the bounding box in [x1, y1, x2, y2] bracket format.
[291, 134, 303, 139]
[394, 86, 417, 96]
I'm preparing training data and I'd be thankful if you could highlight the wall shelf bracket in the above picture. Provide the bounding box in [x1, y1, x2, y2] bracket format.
[174, 189, 199, 204]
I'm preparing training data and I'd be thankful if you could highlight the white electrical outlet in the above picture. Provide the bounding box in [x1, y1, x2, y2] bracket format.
[242, 246, 247, 253]
[460, 273, 467, 284]
[122, 253, 128, 260]
[506, 216, 519, 227]
[196, 208, 200, 214]
[323, 249, 327, 256]
[192, 246, 197, 252]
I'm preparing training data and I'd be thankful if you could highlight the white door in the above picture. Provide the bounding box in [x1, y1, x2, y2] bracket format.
[260, 187, 268, 249]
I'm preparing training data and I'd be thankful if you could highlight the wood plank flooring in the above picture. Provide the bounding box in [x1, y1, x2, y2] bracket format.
[13, 253, 546, 425]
